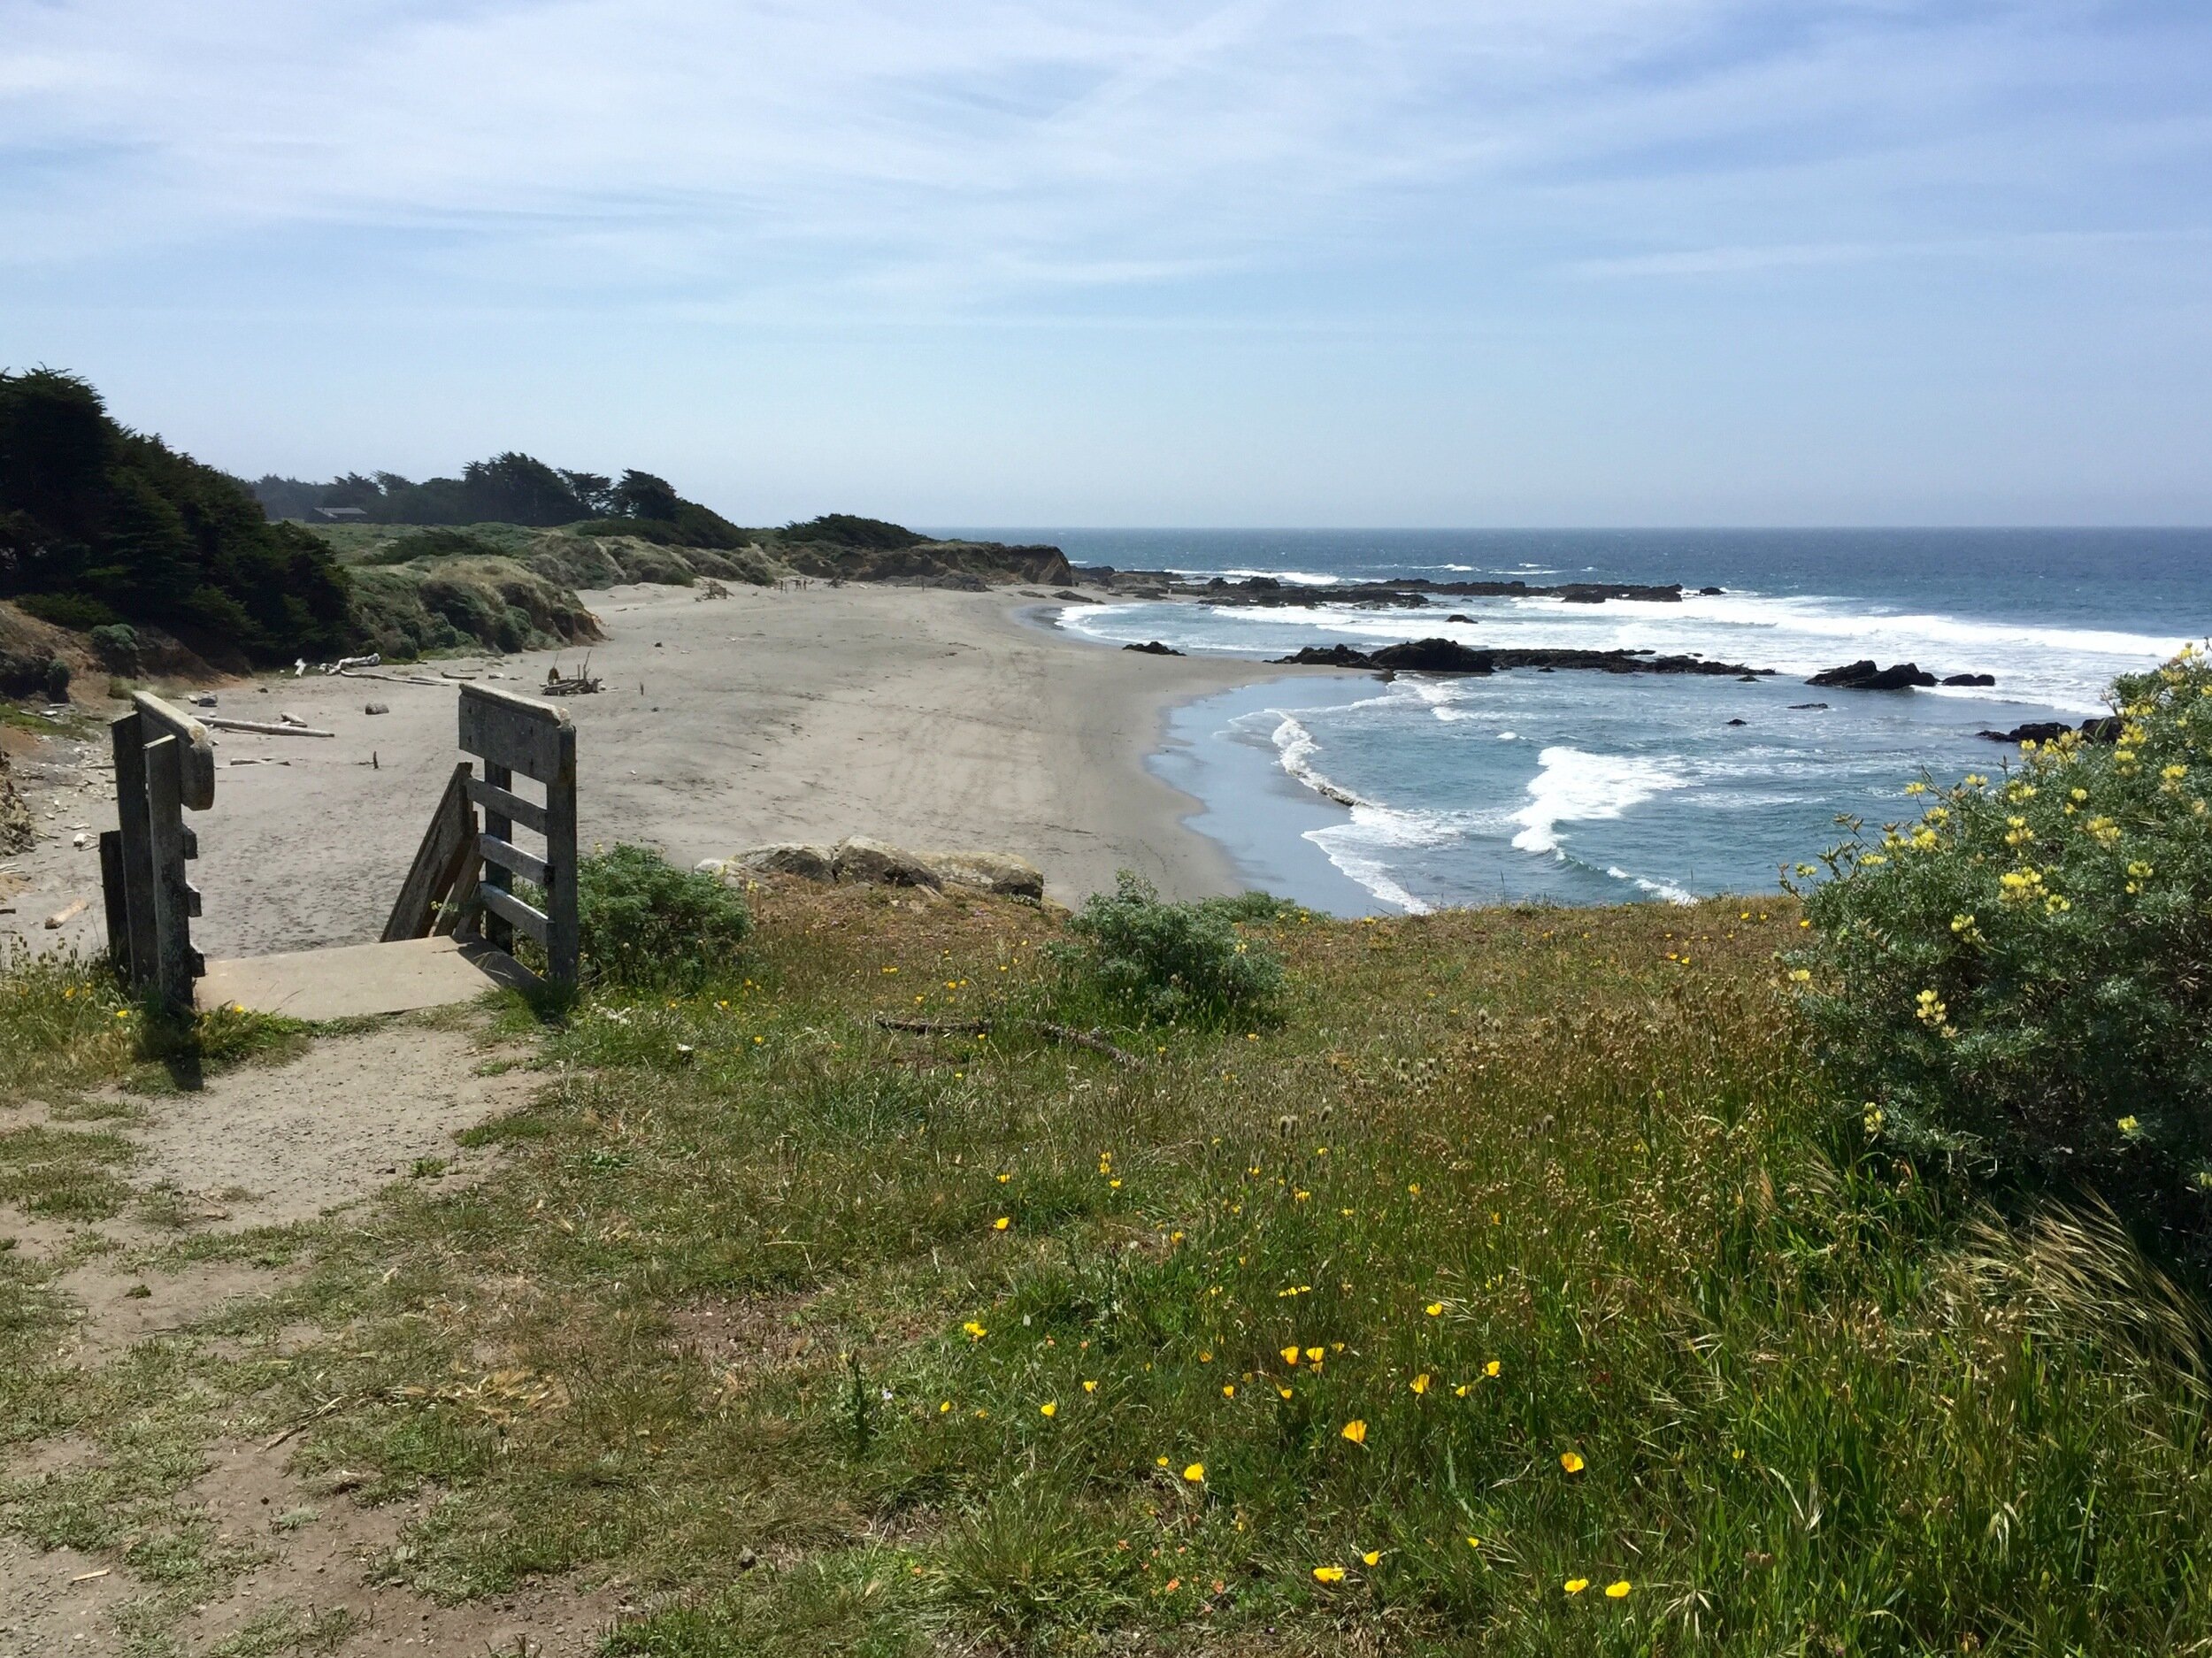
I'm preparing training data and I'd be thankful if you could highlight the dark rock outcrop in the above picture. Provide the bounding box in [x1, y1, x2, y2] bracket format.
[1942, 672, 1996, 687]
[1273, 641, 1771, 677]
[1979, 716, 2123, 746]
[1371, 638, 1495, 672]
[1123, 640, 1185, 656]
[1808, 660, 1939, 690]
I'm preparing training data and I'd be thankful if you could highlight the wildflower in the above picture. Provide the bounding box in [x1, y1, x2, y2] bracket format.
[996, 1172, 1010, 1183]
[1040, 1401, 1056, 1417]
[1605, 1579, 1632, 1599]
[1466, 1535, 1481, 1548]
[992, 1217, 1010, 1232]
[1914, 989, 1947, 1028]
[2118, 1116, 2142, 1137]
[1222, 1385, 1235, 1398]
[1183, 1462, 1205, 1483]
[1425, 1301, 1444, 1316]
[1282, 1345, 1302, 1366]
[1307, 1347, 1325, 1364]
[1410, 1373, 1431, 1395]
[1484, 1360, 1502, 1378]
[1340, 1419, 1368, 1445]
[1564, 1578, 1589, 1595]
[939, 1401, 951, 1413]
[1788, 968, 1812, 984]
[1278, 1386, 1294, 1399]
[1156, 1455, 1170, 1467]
[963, 1321, 987, 1339]
[1083, 1379, 1097, 1393]
[1312, 1565, 1345, 1584]
[1560, 1450, 1585, 1474]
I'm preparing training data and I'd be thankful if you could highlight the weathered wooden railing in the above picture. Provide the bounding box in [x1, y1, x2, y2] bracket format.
[101, 691, 216, 1010]
[395, 684, 578, 986]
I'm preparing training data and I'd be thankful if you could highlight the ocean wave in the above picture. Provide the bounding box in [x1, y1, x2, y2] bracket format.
[1606, 865, 1698, 904]
[1268, 714, 1375, 810]
[1511, 747, 1691, 856]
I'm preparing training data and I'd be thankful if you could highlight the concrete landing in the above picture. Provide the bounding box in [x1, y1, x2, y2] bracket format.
[196, 935, 539, 1020]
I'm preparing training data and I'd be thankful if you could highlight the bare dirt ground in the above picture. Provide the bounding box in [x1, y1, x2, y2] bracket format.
[0, 1023, 634, 1657]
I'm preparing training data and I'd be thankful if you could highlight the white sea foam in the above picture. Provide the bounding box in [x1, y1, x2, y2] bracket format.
[1511, 747, 1691, 855]
[1067, 582, 2191, 712]
[1268, 714, 1374, 809]
[1607, 866, 1698, 904]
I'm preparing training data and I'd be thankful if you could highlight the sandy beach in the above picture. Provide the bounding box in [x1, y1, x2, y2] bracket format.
[2, 583, 1279, 963]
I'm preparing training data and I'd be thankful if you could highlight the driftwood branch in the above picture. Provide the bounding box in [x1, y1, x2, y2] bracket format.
[204, 717, 336, 739]
[872, 1015, 1141, 1068]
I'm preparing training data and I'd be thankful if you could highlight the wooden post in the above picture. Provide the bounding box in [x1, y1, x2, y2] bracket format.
[142, 734, 196, 1010]
[382, 763, 477, 940]
[479, 757, 515, 954]
[545, 721, 579, 986]
[110, 712, 157, 988]
[97, 831, 127, 964]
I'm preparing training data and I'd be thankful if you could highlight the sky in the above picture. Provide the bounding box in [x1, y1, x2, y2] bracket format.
[3, 0, 2208, 527]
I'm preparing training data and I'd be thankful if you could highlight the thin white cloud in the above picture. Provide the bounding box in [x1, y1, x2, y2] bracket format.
[0, 0, 2204, 313]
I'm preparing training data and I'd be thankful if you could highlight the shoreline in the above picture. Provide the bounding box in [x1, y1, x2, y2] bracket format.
[4, 581, 1285, 961]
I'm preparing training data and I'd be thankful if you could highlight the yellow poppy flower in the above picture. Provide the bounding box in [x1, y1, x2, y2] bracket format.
[1605, 1580, 1631, 1599]
[1282, 1345, 1302, 1366]
[1039, 1401, 1056, 1417]
[1561, 1451, 1585, 1473]
[1361, 1549, 1381, 1566]
[992, 1217, 1010, 1232]
[1425, 1301, 1444, 1316]
[1083, 1379, 1098, 1393]
[1340, 1419, 1367, 1445]
[963, 1321, 987, 1339]
[1564, 1577, 1589, 1595]
[1183, 1462, 1205, 1483]
[1410, 1373, 1431, 1395]
[1484, 1360, 1501, 1378]
[1311, 1565, 1345, 1584]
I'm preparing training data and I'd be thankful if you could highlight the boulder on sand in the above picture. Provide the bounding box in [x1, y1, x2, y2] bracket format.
[706, 839, 1047, 900]
[833, 836, 942, 888]
[925, 851, 1046, 900]
[702, 843, 838, 882]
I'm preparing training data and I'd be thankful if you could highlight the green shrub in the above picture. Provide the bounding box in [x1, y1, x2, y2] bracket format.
[88, 623, 138, 672]
[41, 657, 68, 701]
[577, 845, 751, 989]
[16, 591, 119, 630]
[1788, 644, 2212, 1248]
[357, 527, 509, 566]
[1051, 871, 1286, 1026]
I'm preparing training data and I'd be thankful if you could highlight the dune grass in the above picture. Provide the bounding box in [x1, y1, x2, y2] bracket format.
[3, 887, 2209, 1654]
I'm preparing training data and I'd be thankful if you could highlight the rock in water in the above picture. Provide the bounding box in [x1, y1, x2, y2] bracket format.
[1122, 641, 1185, 656]
[1368, 638, 1496, 673]
[1941, 672, 1996, 687]
[0, 749, 29, 855]
[1807, 659, 1939, 690]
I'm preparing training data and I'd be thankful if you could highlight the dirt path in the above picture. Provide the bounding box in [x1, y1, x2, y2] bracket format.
[0, 1022, 634, 1655]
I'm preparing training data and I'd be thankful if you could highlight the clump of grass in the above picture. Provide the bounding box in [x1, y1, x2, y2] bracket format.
[1049, 871, 1286, 1027]
[574, 844, 752, 990]
[0, 946, 138, 1104]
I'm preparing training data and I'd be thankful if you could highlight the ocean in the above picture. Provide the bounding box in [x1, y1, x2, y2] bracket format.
[953, 529, 2212, 915]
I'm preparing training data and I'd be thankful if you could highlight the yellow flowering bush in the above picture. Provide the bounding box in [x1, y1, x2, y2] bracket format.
[1789, 645, 2212, 1243]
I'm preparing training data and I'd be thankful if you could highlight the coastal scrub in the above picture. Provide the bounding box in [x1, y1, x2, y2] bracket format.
[1790, 643, 2212, 1248]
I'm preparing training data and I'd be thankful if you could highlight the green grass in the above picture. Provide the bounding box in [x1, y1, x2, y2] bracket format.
[2, 891, 2208, 1654]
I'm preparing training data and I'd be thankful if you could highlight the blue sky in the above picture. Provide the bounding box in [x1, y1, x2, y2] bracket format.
[3, 0, 2208, 526]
